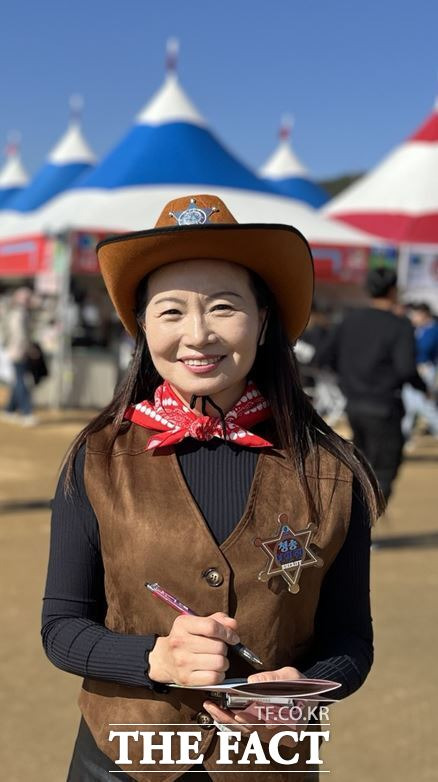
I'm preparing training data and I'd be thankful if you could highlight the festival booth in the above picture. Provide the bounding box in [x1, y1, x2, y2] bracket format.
[0, 50, 381, 408]
[324, 99, 438, 309]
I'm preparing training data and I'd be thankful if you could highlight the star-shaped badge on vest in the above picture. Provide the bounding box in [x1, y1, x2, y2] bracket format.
[169, 197, 219, 226]
[254, 514, 323, 594]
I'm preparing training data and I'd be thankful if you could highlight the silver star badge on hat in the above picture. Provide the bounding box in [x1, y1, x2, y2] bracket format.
[169, 197, 218, 226]
[254, 514, 323, 594]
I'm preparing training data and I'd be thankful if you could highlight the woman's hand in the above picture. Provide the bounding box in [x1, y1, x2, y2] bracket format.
[202, 666, 315, 748]
[148, 611, 239, 686]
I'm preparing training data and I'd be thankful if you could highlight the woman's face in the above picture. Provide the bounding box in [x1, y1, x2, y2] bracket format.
[143, 259, 267, 413]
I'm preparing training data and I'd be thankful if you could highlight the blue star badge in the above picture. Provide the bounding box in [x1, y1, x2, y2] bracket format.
[254, 515, 323, 594]
[169, 197, 219, 226]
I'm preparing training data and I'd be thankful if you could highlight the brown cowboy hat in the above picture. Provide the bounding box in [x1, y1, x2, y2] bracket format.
[96, 194, 314, 341]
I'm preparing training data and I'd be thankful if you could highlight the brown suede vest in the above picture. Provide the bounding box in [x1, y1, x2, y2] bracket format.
[79, 421, 353, 781]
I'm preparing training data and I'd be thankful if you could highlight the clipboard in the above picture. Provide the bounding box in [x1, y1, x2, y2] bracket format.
[168, 677, 341, 708]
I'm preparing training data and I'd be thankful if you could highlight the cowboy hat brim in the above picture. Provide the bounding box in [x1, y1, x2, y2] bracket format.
[97, 223, 314, 341]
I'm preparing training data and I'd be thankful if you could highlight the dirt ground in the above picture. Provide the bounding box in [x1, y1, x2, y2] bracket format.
[0, 406, 437, 781]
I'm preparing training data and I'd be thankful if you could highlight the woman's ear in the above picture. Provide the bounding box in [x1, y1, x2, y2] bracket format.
[257, 308, 269, 347]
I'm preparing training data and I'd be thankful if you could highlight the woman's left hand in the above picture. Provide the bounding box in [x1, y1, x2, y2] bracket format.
[203, 666, 315, 748]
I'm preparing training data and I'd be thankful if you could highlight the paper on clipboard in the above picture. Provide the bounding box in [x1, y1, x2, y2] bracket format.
[168, 677, 341, 706]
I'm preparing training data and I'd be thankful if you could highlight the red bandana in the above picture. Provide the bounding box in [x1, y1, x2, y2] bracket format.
[124, 379, 273, 450]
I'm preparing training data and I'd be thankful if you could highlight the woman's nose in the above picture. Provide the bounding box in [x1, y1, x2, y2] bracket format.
[183, 315, 216, 346]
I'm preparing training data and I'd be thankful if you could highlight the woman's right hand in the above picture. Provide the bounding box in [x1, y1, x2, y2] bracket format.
[148, 612, 239, 687]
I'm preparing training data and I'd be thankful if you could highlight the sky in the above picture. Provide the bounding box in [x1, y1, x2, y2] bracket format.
[1, 0, 437, 180]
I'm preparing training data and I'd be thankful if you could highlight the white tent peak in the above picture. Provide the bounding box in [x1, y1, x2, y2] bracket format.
[261, 117, 308, 179]
[48, 119, 96, 165]
[0, 132, 28, 187]
[136, 72, 206, 127]
[0, 147, 28, 188]
[137, 38, 205, 127]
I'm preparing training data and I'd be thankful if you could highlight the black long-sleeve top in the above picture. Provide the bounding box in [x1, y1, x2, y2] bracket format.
[317, 307, 427, 405]
[41, 436, 373, 700]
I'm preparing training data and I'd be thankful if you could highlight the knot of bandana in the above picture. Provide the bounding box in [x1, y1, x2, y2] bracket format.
[124, 379, 273, 451]
[188, 416, 218, 441]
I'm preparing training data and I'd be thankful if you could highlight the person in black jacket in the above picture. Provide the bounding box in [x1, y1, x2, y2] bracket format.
[317, 267, 426, 501]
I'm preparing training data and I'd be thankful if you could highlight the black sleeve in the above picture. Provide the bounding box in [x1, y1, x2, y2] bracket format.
[41, 444, 158, 688]
[301, 478, 373, 701]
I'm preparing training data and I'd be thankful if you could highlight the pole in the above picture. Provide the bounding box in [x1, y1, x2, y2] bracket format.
[397, 243, 410, 294]
[52, 231, 73, 410]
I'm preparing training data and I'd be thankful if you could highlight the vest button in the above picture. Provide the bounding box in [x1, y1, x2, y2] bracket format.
[203, 568, 224, 587]
[195, 711, 214, 728]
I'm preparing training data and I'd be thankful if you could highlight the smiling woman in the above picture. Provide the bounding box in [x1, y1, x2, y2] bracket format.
[143, 259, 267, 412]
[41, 194, 383, 782]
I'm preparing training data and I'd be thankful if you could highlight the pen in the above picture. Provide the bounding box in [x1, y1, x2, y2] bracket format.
[145, 581, 264, 669]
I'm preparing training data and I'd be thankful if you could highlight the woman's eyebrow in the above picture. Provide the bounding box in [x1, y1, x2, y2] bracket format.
[206, 291, 243, 300]
[153, 296, 185, 305]
[153, 291, 243, 306]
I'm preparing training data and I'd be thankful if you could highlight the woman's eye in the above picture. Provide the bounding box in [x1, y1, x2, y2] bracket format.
[211, 304, 234, 312]
[161, 309, 181, 316]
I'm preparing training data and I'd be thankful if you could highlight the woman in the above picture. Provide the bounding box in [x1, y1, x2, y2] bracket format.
[2, 287, 37, 426]
[42, 194, 383, 782]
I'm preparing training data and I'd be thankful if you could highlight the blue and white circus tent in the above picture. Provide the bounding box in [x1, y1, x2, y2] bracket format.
[0, 48, 376, 251]
[0, 103, 95, 222]
[260, 119, 329, 208]
[75, 69, 276, 194]
[0, 135, 29, 209]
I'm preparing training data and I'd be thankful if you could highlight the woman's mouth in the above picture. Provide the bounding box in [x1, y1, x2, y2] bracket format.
[179, 355, 225, 374]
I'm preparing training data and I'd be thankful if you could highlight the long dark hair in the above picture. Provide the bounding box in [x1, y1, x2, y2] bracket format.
[63, 271, 384, 524]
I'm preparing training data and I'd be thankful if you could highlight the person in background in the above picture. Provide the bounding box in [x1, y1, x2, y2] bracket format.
[295, 304, 346, 426]
[317, 268, 426, 502]
[409, 303, 438, 387]
[295, 303, 331, 389]
[402, 302, 438, 441]
[1, 287, 37, 427]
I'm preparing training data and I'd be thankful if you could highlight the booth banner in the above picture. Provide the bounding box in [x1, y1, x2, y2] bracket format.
[35, 237, 72, 294]
[406, 250, 438, 288]
[311, 244, 370, 283]
[0, 235, 52, 277]
[73, 235, 374, 284]
[71, 231, 108, 274]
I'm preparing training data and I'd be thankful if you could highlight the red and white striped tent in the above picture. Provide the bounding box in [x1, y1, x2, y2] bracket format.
[324, 100, 438, 245]
[324, 100, 438, 304]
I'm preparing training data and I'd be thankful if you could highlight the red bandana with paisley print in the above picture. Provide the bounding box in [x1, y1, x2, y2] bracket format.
[124, 379, 273, 450]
